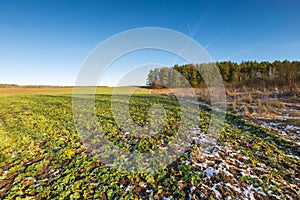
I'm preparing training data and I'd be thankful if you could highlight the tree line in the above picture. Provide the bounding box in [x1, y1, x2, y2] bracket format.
[147, 60, 300, 89]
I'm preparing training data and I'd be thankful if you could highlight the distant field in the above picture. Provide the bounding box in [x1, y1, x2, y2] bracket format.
[0, 86, 149, 96]
[0, 87, 74, 95]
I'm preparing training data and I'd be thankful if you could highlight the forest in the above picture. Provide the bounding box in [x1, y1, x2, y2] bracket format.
[147, 60, 300, 89]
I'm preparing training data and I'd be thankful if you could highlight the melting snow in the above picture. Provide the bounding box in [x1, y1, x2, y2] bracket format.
[203, 167, 219, 178]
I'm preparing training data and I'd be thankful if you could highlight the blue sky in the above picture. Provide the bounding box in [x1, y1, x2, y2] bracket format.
[0, 0, 300, 86]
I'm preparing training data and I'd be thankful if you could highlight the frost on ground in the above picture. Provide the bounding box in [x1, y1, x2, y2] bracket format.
[185, 127, 300, 200]
[188, 145, 299, 199]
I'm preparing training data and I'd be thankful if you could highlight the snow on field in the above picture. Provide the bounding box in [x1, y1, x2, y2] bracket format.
[186, 126, 299, 199]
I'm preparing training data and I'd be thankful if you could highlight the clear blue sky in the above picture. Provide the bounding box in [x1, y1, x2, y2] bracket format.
[1, 0, 300, 86]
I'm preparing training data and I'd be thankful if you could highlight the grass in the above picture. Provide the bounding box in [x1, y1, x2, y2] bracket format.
[0, 86, 149, 96]
[0, 87, 299, 199]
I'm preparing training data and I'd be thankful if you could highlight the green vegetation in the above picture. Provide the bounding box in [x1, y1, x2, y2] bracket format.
[0, 89, 299, 199]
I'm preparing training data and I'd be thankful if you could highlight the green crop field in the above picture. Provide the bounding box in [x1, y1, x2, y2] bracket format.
[0, 88, 299, 199]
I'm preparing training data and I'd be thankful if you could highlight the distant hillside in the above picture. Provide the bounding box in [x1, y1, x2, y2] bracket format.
[0, 84, 19, 88]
